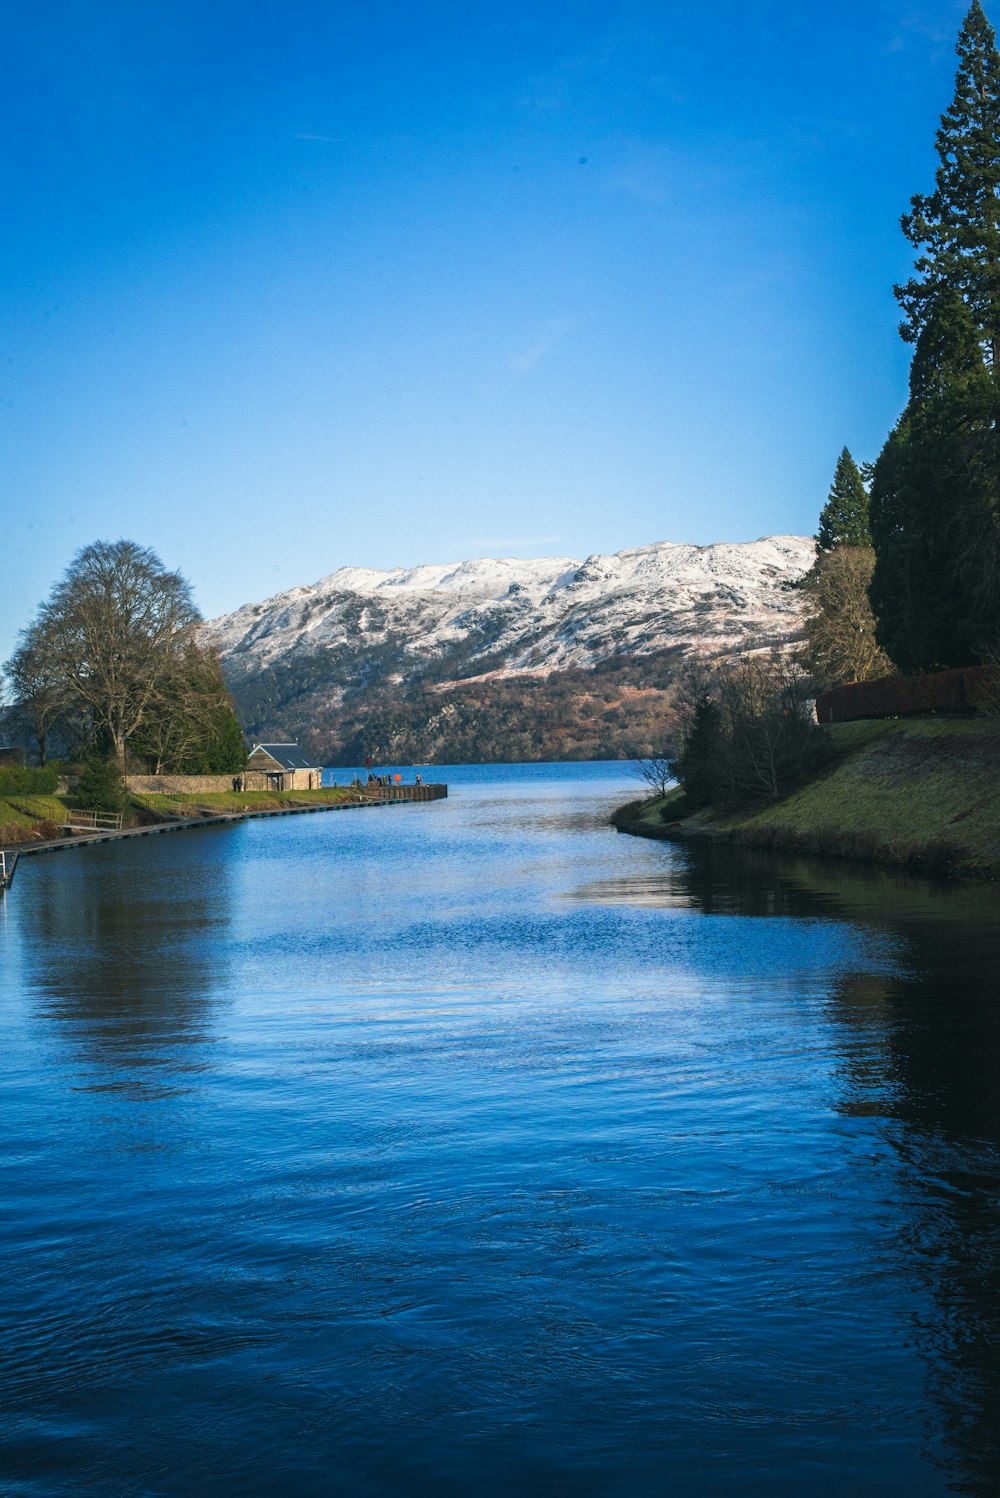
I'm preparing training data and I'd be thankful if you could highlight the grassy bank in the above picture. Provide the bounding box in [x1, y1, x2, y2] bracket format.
[0, 793, 72, 845]
[0, 785, 359, 847]
[614, 718, 1000, 878]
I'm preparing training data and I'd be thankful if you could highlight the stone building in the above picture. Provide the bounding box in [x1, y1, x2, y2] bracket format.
[244, 743, 323, 791]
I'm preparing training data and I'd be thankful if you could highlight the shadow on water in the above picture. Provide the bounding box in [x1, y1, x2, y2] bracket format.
[22, 833, 234, 1090]
[660, 840, 1000, 1495]
[572, 835, 1000, 920]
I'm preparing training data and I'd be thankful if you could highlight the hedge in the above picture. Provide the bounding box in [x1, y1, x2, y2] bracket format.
[0, 765, 60, 795]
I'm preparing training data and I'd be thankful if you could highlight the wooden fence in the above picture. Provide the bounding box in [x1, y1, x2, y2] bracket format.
[815, 667, 992, 723]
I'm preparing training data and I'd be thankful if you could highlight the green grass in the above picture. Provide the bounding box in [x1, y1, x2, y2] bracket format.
[731, 719, 1000, 869]
[620, 717, 1000, 876]
[821, 718, 898, 757]
[1, 782, 398, 847]
[637, 786, 685, 824]
[0, 793, 73, 843]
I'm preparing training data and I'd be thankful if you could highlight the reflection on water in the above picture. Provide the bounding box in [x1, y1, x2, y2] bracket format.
[22, 831, 233, 1088]
[1, 763, 1000, 1495]
[671, 840, 1000, 1496]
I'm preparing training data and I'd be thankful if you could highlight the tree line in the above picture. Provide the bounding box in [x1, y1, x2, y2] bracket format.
[806, 2, 1000, 686]
[866, 0, 1000, 675]
[668, 2, 1000, 811]
[241, 650, 690, 768]
[3, 540, 245, 773]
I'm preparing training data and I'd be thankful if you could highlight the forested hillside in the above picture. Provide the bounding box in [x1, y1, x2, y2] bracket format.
[244, 650, 688, 765]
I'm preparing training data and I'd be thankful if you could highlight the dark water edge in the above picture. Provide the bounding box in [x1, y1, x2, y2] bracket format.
[611, 797, 1000, 882]
[2, 761, 1000, 1496]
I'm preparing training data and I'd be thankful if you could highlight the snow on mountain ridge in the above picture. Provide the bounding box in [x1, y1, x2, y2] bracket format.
[271, 534, 810, 605]
[314, 554, 580, 600]
[204, 535, 816, 698]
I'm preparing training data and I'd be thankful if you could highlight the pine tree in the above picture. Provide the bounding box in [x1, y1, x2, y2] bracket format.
[75, 757, 127, 814]
[668, 695, 723, 810]
[869, 291, 1000, 669]
[895, 1, 1000, 365]
[816, 447, 871, 551]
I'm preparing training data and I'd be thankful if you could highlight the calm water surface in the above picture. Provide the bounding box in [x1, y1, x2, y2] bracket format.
[2, 761, 1000, 1495]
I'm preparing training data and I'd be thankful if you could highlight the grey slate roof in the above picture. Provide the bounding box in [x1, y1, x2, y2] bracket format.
[248, 743, 321, 771]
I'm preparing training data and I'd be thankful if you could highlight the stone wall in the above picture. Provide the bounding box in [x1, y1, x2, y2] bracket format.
[125, 772, 326, 794]
[125, 775, 239, 794]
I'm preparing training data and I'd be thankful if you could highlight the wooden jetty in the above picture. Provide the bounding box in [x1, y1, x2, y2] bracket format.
[0, 784, 448, 874]
[62, 810, 124, 835]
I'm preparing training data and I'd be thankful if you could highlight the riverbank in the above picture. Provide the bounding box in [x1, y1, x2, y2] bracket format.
[0, 784, 446, 860]
[613, 717, 1000, 878]
[0, 785, 355, 848]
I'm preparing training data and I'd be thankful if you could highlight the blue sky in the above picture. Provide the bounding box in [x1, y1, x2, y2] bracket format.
[0, 0, 975, 659]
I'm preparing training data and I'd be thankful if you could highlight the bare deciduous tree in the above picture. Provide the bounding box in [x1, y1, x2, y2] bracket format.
[5, 619, 73, 763]
[133, 644, 239, 773]
[713, 653, 809, 800]
[634, 754, 674, 798]
[669, 649, 827, 807]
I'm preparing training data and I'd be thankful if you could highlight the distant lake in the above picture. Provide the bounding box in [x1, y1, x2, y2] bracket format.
[3, 761, 1000, 1495]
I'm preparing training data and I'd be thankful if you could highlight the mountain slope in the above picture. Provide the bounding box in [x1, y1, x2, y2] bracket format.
[204, 535, 815, 763]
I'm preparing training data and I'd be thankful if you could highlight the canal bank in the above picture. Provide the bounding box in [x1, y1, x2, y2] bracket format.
[614, 717, 1000, 879]
[1, 784, 447, 870]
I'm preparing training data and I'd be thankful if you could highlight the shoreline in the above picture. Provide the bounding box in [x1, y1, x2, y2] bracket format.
[612, 718, 1000, 882]
[611, 803, 998, 881]
[1, 786, 447, 867]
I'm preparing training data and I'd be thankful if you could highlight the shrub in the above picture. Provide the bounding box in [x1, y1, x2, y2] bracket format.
[610, 798, 648, 828]
[0, 764, 59, 795]
[659, 793, 692, 822]
[670, 653, 830, 809]
[74, 758, 127, 813]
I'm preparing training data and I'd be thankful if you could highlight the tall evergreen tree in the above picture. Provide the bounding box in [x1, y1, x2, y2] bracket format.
[895, 1, 1000, 364]
[668, 695, 723, 810]
[869, 4, 1000, 669]
[869, 291, 1000, 669]
[816, 447, 871, 551]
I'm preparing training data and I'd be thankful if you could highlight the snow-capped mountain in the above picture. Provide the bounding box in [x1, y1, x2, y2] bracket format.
[203, 535, 815, 760]
[207, 534, 813, 677]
